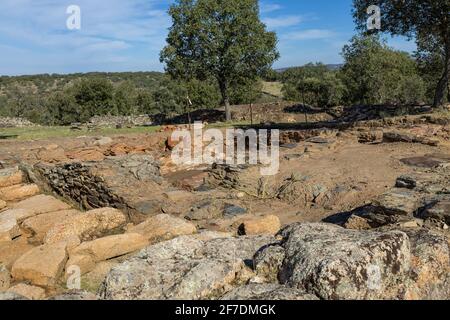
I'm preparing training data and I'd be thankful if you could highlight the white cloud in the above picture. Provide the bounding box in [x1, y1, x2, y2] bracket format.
[260, 2, 282, 14]
[263, 15, 304, 29]
[282, 29, 337, 41]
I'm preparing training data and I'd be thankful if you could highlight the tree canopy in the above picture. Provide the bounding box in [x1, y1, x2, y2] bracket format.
[352, 0, 450, 107]
[160, 0, 279, 120]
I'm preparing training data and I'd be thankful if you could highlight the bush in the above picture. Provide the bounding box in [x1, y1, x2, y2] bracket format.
[340, 35, 426, 105]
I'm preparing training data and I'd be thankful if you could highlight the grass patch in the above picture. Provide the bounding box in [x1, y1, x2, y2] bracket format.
[261, 81, 283, 98]
[0, 125, 161, 141]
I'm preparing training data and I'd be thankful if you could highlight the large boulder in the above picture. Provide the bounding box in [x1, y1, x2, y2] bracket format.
[220, 284, 318, 300]
[275, 223, 411, 300]
[0, 239, 35, 269]
[238, 215, 281, 236]
[0, 211, 21, 241]
[0, 184, 40, 201]
[126, 214, 197, 244]
[11, 241, 68, 287]
[0, 199, 6, 210]
[371, 189, 421, 216]
[22, 209, 82, 243]
[12, 195, 71, 216]
[420, 199, 450, 225]
[7, 283, 46, 300]
[99, 235, 274, 300]
[70, 233, 148, 264]
[0, 167, 23, 188]
[44, 208, 127, 244]
[254, 222, 450, 300]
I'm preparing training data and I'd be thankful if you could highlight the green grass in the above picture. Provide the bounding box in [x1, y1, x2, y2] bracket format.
[261, 81, 284, 98]
[0, 125, 161, 141]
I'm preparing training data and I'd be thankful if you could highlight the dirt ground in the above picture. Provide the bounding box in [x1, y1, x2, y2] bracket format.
[1, 114, 449, 229]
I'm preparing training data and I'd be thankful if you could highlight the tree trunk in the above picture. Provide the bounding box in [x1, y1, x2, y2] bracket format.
[219, 80, 231, 122]
[433, 42, 450, 107]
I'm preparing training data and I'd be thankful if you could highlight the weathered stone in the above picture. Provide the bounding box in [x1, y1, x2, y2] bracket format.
[94, 137, 113, 146]
[0, 211, 21, 240]
[44, 208, 127, 244]
[0, 167, 23, 188]
[127, 214, 196, 244]
[372, 189, 421, 216]
[238, 215, 281, 236]
[343, 215, 372, 230]
[48, 290, 98, 300]
[253, 245, 285, 283]
[99, 235, 274, 300]
[65, 254, 96, 277]
[0, 199, 6, 210]
[66, 148, 105, 162]
[163, 190, 193, 202]
[8, 283, 46, 300]
[22, 210, 82, 243]
[0, 239, 35, 269]
[0, 184, 40, 201]
[13, 194, 71, 216]
[220, 284, 318, 300]
[0, 291, 29, 300]
[12, 241, 68, 287]
[277, 223, 411, 300]
[223, 204, 248, 218]
[71, 233, 148, 262]
[0, 264, 10, 292]
[185, 200, 223, 221]
[420, 200, 450, 224]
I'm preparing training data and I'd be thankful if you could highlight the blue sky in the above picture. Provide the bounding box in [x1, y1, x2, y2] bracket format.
[0, 0, 417, 76]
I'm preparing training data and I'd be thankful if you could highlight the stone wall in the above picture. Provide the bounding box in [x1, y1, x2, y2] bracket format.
[88, 115, 153, 128]
[0, 117, 35, 128]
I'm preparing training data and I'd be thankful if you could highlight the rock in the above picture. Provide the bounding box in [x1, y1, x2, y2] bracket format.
[99, 235, 274, 300]
[306, 137, 330, 144]
[66, 148, 105, 162]
[48, 290, 98, 300]
[276, 223, 411, 300]
[372, 189, 421, 216]
[185, 200, 223, 221]
[163, 190, 193, 202]
[0, 214, 20, 241]
[132, 200, 163, 216]
[7, 283, 45, 300]
[126, 214, 196, 244]
[12, 194, 71, 216]
[223, 204, 247, 218]
[94, 137, 113, 146]
[0, 167, 23, 188]
[420, 199, 450, 224]
[22, 210, 82, 243]
[238, 215, 281, 236]
[383, 131, 439, 146]
[0, 239, 35, 269]
[253, 245, 285, 283]
[0, 264, 10, 292]
[0, 184, 40, 201]
[0, 199, 6, 210]
[81, 261, 117, 293]
[220, 284, 318, 300]
[11, 241, 68, 287]
[71, 233, 148, 263]
[65, 254, 96, 277]
[343, 215, 372, 230]
[358, 130, 383, 144]
[44, 208, 127, 244]
[0, 291, 29, 300]
[396, 175, 418, 189]
[403, 229, 450, 300]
